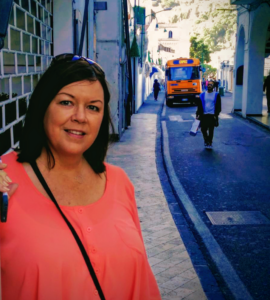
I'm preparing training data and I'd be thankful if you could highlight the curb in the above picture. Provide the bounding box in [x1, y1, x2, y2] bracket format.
[234, 111, 270, 131]
[247, 116, 270, 131]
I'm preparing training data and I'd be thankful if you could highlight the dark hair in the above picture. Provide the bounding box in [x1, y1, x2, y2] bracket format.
[17, 59, 114, 174]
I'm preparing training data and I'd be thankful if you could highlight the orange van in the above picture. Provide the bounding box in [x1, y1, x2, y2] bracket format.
[165, 58, 202, 107]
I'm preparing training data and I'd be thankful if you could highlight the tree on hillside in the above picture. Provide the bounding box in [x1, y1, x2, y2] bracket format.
[202, 64, 217, 80]
[189, 36, 211, 64]
[194, 9, 237, 52]
[170, 15, 180, 23]
[161, 0, 180, 8]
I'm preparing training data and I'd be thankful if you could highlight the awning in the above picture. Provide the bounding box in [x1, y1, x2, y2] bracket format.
[150, 65, 164, 78]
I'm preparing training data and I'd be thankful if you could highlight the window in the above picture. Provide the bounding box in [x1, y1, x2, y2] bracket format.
[24, 76, 31, 93]
[0, 78, 10, 101]
[31, 0, 37, 17]
[168, 31, 173, 39]
[16, 8, 25, 30]
[28, 55, 35, 72]
[12, 77, 22, 96]
[10, 29, 21, 51]
[0, 0, 53, 154]
[169, 67, 200, 81]
[23, 33, 31, 52]
[236, 65, 244, 85]
[3, 52, 15, 74]
[18, 54, 26, 73]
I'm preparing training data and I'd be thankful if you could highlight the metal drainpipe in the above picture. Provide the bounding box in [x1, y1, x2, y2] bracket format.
[78, 0, 90, 56]
[123, 0, 134, 125]
[133, 0, 136, 114]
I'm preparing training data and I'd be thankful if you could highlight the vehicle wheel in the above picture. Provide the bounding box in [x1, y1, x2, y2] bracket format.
[166, 100, 173, 107]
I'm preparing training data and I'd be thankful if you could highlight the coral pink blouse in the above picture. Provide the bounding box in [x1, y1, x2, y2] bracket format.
[0, 152, 161, 300]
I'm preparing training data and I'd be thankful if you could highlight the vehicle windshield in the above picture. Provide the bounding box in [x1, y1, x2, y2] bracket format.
[168, 66, 200, 81]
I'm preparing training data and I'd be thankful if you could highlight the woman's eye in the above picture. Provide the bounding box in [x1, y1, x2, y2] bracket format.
[59, 100, 72, 106]
[88, 105, 99, 112]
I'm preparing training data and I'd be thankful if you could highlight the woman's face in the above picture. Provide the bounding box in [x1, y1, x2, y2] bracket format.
[43, 80, 105, 157]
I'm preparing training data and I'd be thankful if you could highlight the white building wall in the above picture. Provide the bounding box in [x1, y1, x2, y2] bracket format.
[242, 4, 269, 116]
[53, 0, 73, 55]
[233, 4, 270, 116]
[264, 58, 270, 76]
[54, 0, 89, 57]
[135, 63, 143, 112]
[95, 0, 122, 134]
[233, 16, 246, 111]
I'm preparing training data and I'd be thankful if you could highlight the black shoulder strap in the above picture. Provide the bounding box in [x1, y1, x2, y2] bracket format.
[30, 161, 105, 300]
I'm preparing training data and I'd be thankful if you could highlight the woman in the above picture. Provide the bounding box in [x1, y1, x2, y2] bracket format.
[153, 79, 161, 101]
[205, 79, 209, 91]
[0, 54, 161, 300]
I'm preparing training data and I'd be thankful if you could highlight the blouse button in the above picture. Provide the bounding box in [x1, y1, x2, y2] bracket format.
[94, 290, 99, 296]
[92, 247, 97, 254]
[95, 269, 99, 274]
[87, 227, 92, 232]
[78, 208, 83, 214]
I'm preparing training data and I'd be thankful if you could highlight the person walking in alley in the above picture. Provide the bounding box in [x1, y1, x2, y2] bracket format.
[196, 80, 222, 149]
[153, 79, 161, 101]
[214, 78, 219, 92]
[0, 54, 161, 300]
[202, 78, 206, 90]
[205, 79, 209, 91]
[263, 73, 270, 112]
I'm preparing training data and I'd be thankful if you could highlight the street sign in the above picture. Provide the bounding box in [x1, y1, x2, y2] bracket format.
[94, 2, 107, 10]
[134, 6, 145, 25]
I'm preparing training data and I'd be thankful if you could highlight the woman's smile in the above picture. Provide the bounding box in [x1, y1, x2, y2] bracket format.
[64, 129, 86, 139]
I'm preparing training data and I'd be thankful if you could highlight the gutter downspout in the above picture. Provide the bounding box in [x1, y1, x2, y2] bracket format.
[133, 0, 136, 114]
[78, 0, 90, 56]
[123, 0, 134, 126]
[88, 0, 94, 58]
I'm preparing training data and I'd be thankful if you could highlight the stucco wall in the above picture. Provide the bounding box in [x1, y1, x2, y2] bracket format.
[233, 4, 270, 116]
[53, 0, 73, 55]
[95, 0, 121, 135]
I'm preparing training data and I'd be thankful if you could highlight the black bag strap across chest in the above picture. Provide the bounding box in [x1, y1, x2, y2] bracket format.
[30, 161, 105, 300]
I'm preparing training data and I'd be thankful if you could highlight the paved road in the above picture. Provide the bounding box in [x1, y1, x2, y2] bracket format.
[162, 93, 270, 300]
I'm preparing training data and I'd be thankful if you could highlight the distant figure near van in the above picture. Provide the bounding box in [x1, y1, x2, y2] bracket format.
[205, 79, 209, 90]
[214, 79, 219, 92]
[263, 74, 270, 112]
[153, 79, 161, 101]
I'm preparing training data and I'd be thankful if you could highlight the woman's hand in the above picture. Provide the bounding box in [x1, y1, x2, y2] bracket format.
[0, 163, 18, 197]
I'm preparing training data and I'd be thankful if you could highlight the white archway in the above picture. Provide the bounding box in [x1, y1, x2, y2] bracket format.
[242, 3, 270, 116]
[233, 26, 245, 111]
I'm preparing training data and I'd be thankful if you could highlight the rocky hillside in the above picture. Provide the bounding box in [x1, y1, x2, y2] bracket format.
[140, 0, 237, 67]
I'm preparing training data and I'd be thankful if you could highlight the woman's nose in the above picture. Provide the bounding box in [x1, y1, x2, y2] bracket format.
[72, 106, 87, 123]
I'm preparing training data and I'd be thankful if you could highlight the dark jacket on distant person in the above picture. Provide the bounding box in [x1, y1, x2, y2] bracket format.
[263, 75, 270, 95]
[196, 92, 222, 120]
[153, 82, 161, 91]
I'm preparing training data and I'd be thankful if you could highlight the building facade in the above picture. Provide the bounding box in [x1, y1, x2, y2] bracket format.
[0, 0, 53, 155]
[219, 59, 234, 92]
[232, 0, 270, 116]
[0, 0, 133, 155]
